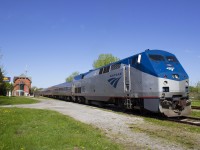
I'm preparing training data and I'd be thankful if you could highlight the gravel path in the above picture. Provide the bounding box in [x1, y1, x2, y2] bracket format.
[2, 98, 186, 150]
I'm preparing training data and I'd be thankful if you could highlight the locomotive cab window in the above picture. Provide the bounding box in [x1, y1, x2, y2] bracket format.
[149, 55, 165, 61]
[132, 56, 138, 65]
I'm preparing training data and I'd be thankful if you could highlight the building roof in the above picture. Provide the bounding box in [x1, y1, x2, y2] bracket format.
[13, 74, 32, 82]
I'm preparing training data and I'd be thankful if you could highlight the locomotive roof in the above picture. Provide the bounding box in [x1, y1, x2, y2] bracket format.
[74, 49, 175, 80]
[52, 82, 72, 88]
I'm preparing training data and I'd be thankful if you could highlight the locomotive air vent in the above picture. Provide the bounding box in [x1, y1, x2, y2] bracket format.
[163, 87, 169, 92]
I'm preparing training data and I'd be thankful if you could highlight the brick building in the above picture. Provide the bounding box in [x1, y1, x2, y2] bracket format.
[13, 74, 32, 96]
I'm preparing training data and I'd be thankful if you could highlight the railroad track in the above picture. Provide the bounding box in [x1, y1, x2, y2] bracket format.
[168, 116, 200, 126]
[192, 106, 200, 110]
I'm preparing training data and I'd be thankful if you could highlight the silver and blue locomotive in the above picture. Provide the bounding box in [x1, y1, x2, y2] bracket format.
[40, 49, 191, 117]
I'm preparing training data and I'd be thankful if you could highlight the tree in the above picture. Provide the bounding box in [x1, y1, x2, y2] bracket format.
[197, 81, 200, 93]
[5, 82, 13, 95]
[66, 71, 79, 82]
[0, 68, 6, 96]
[93, 54, 120, 68]
[30, 86, 38, 95]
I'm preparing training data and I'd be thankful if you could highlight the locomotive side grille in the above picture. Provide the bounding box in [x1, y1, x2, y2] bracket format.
[163, 87, 169, 92]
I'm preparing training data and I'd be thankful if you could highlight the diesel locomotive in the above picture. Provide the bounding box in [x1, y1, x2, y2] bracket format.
[39, 49, 191, 117]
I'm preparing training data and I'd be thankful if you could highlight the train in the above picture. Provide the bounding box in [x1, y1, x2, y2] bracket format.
[38, 49, 191, 117]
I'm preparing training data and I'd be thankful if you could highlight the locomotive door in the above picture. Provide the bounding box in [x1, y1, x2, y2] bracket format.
[124, 64, 131, 93]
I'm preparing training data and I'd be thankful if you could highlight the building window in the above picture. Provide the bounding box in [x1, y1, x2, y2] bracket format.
[20, 84, 24, 90]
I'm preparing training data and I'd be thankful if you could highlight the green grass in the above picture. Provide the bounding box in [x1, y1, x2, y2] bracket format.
[192, 99, 200, 106]
[0, 96, 39, 105]
[0, 108, 122, 150]
[190, 110, 200, 118]
[129, 116, 200, 149]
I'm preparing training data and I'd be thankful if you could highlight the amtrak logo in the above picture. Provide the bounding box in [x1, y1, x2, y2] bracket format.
[108, 77, 121, 88]
[166, 67, 175, 71]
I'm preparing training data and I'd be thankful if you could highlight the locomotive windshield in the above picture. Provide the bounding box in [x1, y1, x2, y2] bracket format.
[149, 55, 179, 63]
[166, 56, 178, 62]
[149, 55, 165, 61]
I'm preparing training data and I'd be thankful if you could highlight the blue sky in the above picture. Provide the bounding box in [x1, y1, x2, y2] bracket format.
[0, 0, 200, 88]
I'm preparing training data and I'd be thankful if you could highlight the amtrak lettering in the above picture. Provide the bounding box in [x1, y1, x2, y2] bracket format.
[110, 72, 122, 78]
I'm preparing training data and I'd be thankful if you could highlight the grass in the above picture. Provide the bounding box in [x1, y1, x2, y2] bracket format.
[0, 108, 122, 150]
[0, 96, 39, 105]
[129, 116, 200, 149]
[190, 110, 200, 118]
[191, 99, 200, 106]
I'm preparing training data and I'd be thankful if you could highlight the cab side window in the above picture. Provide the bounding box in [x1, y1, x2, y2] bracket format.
[132, 56, 138, 65]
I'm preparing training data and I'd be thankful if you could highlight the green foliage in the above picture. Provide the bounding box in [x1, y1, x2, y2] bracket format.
[0, 68, 6, 96]
[0, 108, 122, 150]
[30, 86, 39, 95]
[190, 82, 200, 93]
[93, 54, 120, 69]
[0, 96, 39, 105]
[189, 82, 200, 100]
[5, 82, 13, 94]
[66, 71, 79, 82]
[192, 100, 200, 106]
[189, 86, 198, 93]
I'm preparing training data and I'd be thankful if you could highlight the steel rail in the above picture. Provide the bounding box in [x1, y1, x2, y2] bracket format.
[167, 116, 200, 126]
[192, 106, 200, 110]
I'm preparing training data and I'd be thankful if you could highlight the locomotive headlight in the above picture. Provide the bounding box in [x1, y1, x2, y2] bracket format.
[185, 87, 189, 92]
[163, 81, 168, 85]
[161, 93, 165, 98]
[172, 74, 179, 79]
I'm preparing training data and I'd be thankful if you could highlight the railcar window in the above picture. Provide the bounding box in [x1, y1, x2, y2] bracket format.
[111, 63, 121, 70]
[149, 55, 165, 61]
[166, 56, 178, 62]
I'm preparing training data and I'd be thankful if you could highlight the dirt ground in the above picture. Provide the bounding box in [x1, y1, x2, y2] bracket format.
[2, 98, 188, 150]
